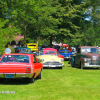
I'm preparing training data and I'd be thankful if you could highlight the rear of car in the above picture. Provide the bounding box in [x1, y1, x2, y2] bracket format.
[0, 54, 32, 79]
[27, 43, 38, 52]
[15, 47, 32, 54]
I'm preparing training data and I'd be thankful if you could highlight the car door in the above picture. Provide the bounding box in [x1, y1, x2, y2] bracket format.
[75, 48, 81, 65]
[33, 55, 42, 77]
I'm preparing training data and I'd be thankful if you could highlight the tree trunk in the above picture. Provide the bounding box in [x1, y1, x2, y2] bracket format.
[50, 35, 52, 48]
[24, 25, 27, 47]
[37, 37, 38, 49]
[62, 42, 63, 50]
[95, 32, 96, 47]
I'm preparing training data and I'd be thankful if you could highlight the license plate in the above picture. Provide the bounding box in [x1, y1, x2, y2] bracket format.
[6, 75, 14, 78]
[50, 65, 56, 67]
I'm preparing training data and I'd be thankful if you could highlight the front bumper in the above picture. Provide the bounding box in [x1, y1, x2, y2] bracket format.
[43, 61, 64, 67]
[83, 62, 100, 68]
[43, 64, 64, 67]
[0, 73, 32, 78]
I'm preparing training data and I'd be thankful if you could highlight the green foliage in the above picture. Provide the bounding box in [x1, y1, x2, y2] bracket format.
[83, 0, 100, 46]
[1, 0, 99, 47]
[0, 18, 15, 54]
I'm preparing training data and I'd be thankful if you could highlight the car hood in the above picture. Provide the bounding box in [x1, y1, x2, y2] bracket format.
[36, 55, 63, 62]
[82, 53, 100, 59]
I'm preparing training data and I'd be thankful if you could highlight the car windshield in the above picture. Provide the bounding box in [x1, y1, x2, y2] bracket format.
[0, 55, 29, 63]
[81, 48, 99, 54]
[21, 48, 31, 53]
[38, 50, 57, 55]
[15, 48, 32, 53]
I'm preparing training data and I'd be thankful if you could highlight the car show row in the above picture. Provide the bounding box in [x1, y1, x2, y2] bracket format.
[0, 45, 100, 83]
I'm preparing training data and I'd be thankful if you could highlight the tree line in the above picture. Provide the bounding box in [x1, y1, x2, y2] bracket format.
[0, 0, 100, 54]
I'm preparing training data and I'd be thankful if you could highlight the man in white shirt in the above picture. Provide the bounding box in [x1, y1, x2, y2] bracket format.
[5, 45, 11, 54]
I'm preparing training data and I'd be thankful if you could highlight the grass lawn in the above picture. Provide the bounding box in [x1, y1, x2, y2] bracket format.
[0, 61, 100, 100]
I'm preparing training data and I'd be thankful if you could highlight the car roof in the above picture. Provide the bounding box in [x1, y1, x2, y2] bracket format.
[15, 47, 31, 49]
[3, 53, 34, 56]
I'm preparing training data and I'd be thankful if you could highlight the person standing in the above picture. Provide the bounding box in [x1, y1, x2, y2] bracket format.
[68, 45, 72, 64]
[68, 45, 72, 52]
[5, 45, 11, 54]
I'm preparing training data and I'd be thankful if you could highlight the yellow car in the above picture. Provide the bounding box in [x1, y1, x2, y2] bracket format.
[36, 50, 64, 69]
[27, 43, 38, 52]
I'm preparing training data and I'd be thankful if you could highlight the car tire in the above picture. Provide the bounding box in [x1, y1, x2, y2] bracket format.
[80, 62, 84, 69]
[29, 76, 35, 83]
[37, 72, 41, 79]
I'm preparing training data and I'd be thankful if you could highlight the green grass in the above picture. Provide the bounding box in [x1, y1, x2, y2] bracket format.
[1, 61, 100, 100]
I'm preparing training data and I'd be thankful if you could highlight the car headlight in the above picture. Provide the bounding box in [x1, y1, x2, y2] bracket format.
[61, 59, 64, 62]
[41, 59, 44, 62]
[92, 56, 97, 60]
[84, 58, 91, 62]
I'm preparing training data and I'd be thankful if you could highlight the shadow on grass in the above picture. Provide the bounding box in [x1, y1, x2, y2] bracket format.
[0, 78, 37, 85]
[64, 59, 69, 61]
[68, 65, 99, 70]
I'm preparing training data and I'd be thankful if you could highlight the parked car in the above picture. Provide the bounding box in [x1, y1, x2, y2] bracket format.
[70, 46, 100, 69]
[43, 48, 64, 59]
[27, 43, 38, 53]
[0, 53, 43, 83]
[15, 47, 32, 54]
[59, 50, 73, 60]
[36, 49, 64, 69]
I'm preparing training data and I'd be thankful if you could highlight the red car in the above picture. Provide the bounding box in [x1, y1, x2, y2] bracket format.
[43, 48, 64, 60]
[0, 53, 43, 83]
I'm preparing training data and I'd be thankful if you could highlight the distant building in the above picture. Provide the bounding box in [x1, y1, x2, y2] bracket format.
[9, 34, 24, 46]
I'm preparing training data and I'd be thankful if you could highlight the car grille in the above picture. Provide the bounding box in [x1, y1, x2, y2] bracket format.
[90, 60, 100, 65]
[43, 61, 62, 65]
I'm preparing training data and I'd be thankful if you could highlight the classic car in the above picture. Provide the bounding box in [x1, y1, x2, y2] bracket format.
[15, 47, 32, 54]
[36, 49, 64, 69]
[70, 46, 100, 69]
[59, 50, 73, 60]
[43, 48, 64, 59]
[27, 43, 38, 53]
[0, 53, 43, 83]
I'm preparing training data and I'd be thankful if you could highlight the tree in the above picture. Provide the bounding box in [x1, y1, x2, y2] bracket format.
[5, 0, 45, 47]
[0, 1, 16, 54]
[84, 0, 100, 46]
[0, 19, 15, 54]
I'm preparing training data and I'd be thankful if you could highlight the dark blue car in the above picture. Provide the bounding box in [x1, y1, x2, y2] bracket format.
[59, 50, 73, 60]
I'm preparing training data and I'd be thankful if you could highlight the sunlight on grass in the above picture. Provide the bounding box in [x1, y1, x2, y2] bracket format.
[0, 61, 100, 100]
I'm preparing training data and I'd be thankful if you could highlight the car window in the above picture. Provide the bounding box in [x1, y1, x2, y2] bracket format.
[33, 55, 36, 63]
[1, 55, 29, 63]
[81, 48, 99, 54]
